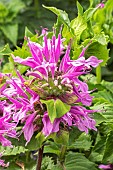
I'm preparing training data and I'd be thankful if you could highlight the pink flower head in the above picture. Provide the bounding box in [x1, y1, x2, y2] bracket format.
[2, 29, 103, 142]
[1, 72, 39, 144]
[42, 106, 97, 136]
[11, 30, 103, 137]
[96, 3, 105, 9]
[99, 164, 113, 169]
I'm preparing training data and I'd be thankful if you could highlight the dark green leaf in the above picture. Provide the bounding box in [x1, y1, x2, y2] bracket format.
[65, 152, 98, 170]
[35, 132, 45, 148]
[28, 132, 45, 150]
[54, 130, 69, 145]
[85, 42, 109, 66]
[69, 133, 92, 150]
[44, 141, 60, 156]
[1, 24, 18, 45]
[93, 90, 113, 104]
[103, 131, 113, 162]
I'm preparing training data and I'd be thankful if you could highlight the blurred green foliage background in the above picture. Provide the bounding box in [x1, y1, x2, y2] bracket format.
[0, 0, 90, 47]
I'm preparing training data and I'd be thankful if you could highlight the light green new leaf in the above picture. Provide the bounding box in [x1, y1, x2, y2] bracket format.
[43, 5, 70, 26]
[77, 1, 83, 16]
[1, 24, 18, 46]
[2, 56, 16, 75]
[70, 15, 87, 40]
[0, 44, 12, 55]
[94, 32, 109, 46]
[13, 46, 30, 59]
[84, 7, 97, 21]
[41, 99, 70, 123]
[25, 26, 34, 38]
[0, 145, 28, 156]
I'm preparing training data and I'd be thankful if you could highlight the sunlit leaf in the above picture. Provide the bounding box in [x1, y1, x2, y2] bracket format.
[41, 99, 70, 123]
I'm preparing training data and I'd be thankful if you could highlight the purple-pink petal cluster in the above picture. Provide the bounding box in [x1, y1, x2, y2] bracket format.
[0, 30, 102, 147]
[99, 164, 113, 170]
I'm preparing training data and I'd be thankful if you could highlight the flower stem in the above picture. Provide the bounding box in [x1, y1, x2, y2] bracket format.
[36, 145, 44, 170]
[96, 65, 101, 84]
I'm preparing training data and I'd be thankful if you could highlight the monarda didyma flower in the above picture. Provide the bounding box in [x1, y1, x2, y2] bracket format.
[0, 30, 102, 146]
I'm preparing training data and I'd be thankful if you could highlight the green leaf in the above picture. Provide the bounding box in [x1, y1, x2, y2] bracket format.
[93, 90, 113, 104]
[103, 131, 113, 162]
[6, 0, 25, 22]
[93, 112, 107, 125]
[77, 2, 83, 16]
[68, 127, 82, 145]
[2, 56, 16, 75]
[13, 46, 30, 59]
[70, 15, 87, 40]
[35, 132, 45, 149]
[7, 163, 21, 170]
[26, 133, 44, 150]
[0, 145, 28, 156]
[25, 26, 34, 38]
[94, 32, 109, 46]
[0, 44, 12, 55]
[89, 152, 103, 162]
[0, 2, 8, 23]
[1, 24, 18, 45]
[44, 141, 60, 156]
[85, 42, 109, 66]
[69, 133, 92, 150]
[54, 130, 69, 145]
[41, 99, 70, 123]
[89, 132, 107, 162]
[53, 164, 63, 170]
[65, 152, 98, 170]
[84, 7, 97, 21]
[92, 103, 113, 122]
[41, 156, 55, 170]
[101, 80, 113, 95]
[43, 5, 70, 26]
